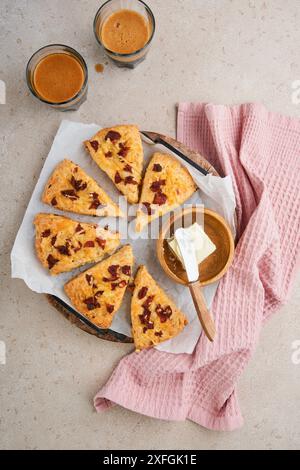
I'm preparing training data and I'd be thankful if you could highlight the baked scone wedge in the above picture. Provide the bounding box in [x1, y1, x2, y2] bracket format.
[135, 153, 197, 232]
[84, 125, 143, 204]
[64, 245, 134, 329]
[34, 213, 120, 275]
[131, 265, 188, 351]
[42, 159, 123, 217]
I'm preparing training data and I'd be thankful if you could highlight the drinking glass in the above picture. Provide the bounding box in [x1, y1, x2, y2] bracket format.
[94, 0, 155, 68]
[26, 44, 88, 111]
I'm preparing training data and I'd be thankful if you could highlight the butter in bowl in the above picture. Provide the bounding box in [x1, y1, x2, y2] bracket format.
[167, 222, 217, 268]
[157, 206, 235, 287]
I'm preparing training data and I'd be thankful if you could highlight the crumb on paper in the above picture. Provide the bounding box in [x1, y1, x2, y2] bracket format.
[95, 63, 104, 73]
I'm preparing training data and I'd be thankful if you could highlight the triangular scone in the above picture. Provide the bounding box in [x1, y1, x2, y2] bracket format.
[34, 213, 120, 275]
[42, 159, 123, 217]
[131, 265, 188, 351]
[64, 245, 134, 329]
[135, 153, 197, 232]
[84, 125, 143, 204]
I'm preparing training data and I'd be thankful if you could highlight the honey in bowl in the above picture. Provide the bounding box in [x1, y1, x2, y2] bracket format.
[33, 53, 85, 103]
[101, 9, 150, 54]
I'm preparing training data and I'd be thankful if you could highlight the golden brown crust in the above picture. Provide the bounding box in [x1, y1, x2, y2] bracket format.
[84, 125, 143, 204]
[135, 153, 197, 232]
[34, 213, 120, 275]
[64, 245, 134, 329]
[131, 265, 188, 351]
[42, 159, 123, 217]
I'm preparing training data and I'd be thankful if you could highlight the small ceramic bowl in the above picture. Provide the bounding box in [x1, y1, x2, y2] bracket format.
[157, 206, 235, 286]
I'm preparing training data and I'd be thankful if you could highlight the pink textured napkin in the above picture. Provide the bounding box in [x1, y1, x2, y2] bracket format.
[94, 103, 300, 430]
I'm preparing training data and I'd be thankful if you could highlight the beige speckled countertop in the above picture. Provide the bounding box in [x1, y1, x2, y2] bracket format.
[0, 0, 300, 450]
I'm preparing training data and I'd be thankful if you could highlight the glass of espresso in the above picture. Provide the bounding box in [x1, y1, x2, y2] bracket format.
[26, 44, 88, 111]
[94, 0, 155, 68]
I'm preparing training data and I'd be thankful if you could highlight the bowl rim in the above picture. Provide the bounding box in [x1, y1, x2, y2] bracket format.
[156, 206, 235, 286]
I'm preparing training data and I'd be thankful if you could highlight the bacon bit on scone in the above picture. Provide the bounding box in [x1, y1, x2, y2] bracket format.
[155, 331, 163, 337]
[143, 324, 154, 333]
[75, 223, 85, 234]
[51, 235, 57, 246]
[114, 171, 122, 184]
[124, 175, 138, 185]
[61, 189, 79, 200]
[89, 192, 103, 210]
[153, 191, 167, 205]
[85, 274, 93, 285]
[127, 282, 135, 293]
[139, 309, 154, 331]
[83, 296, 100, 310]
[118, 280, 127, 288]
[51, 197, 57, 206]
[56, 243, 71, 256]
[123, 164, 132, 173]
[155, 304, 172, 323]
[142, 295, 154, 309]
[95, 237, 106, 249]
[90, 140, 99, 151]
[153, 163, 162, 172]
[83, 240, 95, 248]
[106, 304, 115, 314]
[105, 130, 121, 143]
[105, 151, 112, 158]
[150, 179, 166, 192]
[70, 176, 87, 192]
[41, 229, 51, 238]
[121, 265, 131, 276]
[111, 282, 118, 290]
[118, 143, 130, 158]
[95, 290, 104, 297]
[108, 265, 119, 277]
[47, 254, 59, 270]
[138, 286, 148, 299]
[141, 202, 154, 215]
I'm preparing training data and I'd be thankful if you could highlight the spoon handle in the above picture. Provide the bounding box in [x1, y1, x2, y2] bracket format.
[188, 281, 216, 342]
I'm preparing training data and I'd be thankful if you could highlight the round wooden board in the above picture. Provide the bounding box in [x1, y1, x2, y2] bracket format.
[47, 133, 220, 343]
[47, 295, 133, 343]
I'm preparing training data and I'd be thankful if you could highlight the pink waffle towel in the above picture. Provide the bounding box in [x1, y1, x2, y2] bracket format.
[94, 103, 300, 430]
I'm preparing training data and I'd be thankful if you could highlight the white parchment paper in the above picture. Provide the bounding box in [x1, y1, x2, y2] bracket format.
[11, 120, 236, 354]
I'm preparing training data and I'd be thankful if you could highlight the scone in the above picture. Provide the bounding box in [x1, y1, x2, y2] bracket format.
[34, 213, 120, 275]
[64, 245, 134, 329]
[131, 265, 188, 351]
[42, 159, 123, 217]
[84, 125, 143, 204]
[135, 153, 197, 232]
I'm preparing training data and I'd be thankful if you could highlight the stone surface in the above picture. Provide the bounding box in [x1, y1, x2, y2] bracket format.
[0, 0, 299, 450]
